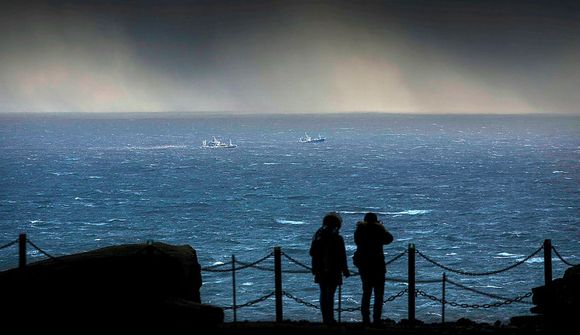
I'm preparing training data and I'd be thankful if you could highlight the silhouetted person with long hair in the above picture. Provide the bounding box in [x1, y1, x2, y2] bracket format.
[310, 212, 350, 325]
[353, 212, 394, 325]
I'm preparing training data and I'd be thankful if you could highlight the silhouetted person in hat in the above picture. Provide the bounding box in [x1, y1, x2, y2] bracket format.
[353, 212, 393, 325]
[310, 212, 350, 324]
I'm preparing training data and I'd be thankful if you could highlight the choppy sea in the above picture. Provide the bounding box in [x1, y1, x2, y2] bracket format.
[0, 113, 578, 323]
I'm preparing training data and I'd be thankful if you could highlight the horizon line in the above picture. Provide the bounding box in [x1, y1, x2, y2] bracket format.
[1, 110, 578, 118]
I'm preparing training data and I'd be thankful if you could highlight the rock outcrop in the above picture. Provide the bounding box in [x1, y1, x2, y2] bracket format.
[530, 264, 579, 329]
[0, 242, 223, 330]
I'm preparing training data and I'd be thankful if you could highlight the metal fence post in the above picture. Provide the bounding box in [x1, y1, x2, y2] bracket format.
[441, 273, 446, 324]
[232, 254, 237, 323]
[408, 243, 416, 323]
[19, 233, 26, 269]
[543, 239, 552, 286]
[274, 246, 283, 322]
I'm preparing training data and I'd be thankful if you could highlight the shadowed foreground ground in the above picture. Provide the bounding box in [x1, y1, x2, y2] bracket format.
[213, 317, 555, 335]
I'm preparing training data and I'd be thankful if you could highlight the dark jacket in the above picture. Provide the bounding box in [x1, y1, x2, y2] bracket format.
[309, 226, 349, 285]
[353, 221, 394, 275]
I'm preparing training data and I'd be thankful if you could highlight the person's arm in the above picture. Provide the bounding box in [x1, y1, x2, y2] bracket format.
[376, 222, 393, 245]
[309, 229, 319, 256]
[338, 236, 350, 277]
[354, 223, 363, 246]
[383, 228, 394, 245]
[309, 239, 318, 275]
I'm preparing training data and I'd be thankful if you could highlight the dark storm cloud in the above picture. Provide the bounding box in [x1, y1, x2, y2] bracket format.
[1, 0, 579, 113]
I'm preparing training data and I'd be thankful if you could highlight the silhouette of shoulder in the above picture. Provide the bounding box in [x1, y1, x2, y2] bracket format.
[355, 221, 393, 246]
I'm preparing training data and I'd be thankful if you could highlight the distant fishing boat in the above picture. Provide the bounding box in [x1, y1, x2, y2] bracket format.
[299, 133, 325, 143]
[201, 137, 237, 148]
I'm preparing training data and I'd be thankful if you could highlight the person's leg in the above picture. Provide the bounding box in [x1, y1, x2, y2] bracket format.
[319, 283, 329, 323]
[319, 283, 335, 324]
[328, 283, 337, 323]
[360, 276, 372, 324]
[372, 276, 385, 324]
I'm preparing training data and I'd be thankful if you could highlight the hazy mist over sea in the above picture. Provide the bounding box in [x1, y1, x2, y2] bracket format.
[1, 0, 579, 114]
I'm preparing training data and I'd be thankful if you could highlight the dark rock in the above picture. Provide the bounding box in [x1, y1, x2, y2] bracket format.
[0, 242, 223, 330]
[510, 315, 544, 328]
[530, 264, 579, 330]
[531, 265, 580, 315]
[456, 317, 479, 327]
[399, 318, 425, 327]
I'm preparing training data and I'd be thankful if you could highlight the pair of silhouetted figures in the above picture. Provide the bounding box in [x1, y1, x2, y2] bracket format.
[309, 212, 394, 325]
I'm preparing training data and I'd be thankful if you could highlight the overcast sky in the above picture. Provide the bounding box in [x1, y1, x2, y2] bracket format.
[1, 0, 579, 114]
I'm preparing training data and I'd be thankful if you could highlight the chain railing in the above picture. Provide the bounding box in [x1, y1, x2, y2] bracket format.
[350, 249, 407, 276]
[552, 246, 578, 267]
[385, 288, 409, 303]
[223, 291, 276, 310]
[0, 238, 18, 250]
[281, 252, 312, 273]
[2, 235, 577, 324]
[410, 242, 548, 323]
[386, 250, 408, 265]
[444, 278, 533, 305]
[283, 291, 320, 310]
[197, 240, 572, 323]
[415, 245, 544, 276]
[195, 247, 412, 321]
[417, 286, 533, 309]
[26, 239, 59, 260]
[202, 252, 273, 272]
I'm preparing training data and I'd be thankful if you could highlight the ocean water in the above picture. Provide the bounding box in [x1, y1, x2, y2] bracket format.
[0, 113, 578, 323]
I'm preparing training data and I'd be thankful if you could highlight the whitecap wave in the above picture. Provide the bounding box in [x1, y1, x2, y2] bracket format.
[483, 285, 503, 289]
[522, 257, 544, 264]
[552, 170, 566, 174]
[276, 219, 306, 225]
[338, 210, 365, 215]
[495, 252, 524, 258]
[83, 222, 108, 226]
[51, 172, 74, 176]
[408, 229, 434, 234]
[338, 210, 389, 215]
[387, 209, 432, 216]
